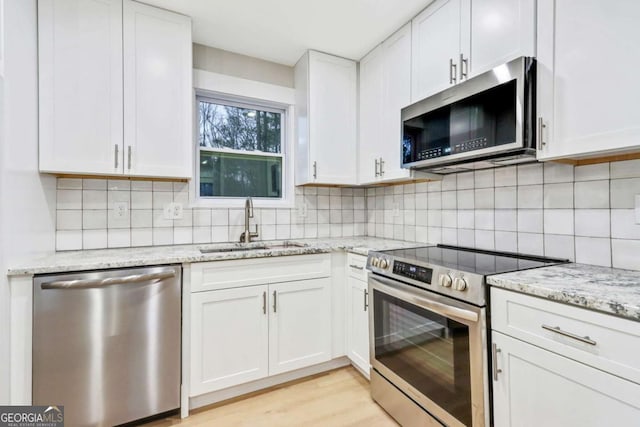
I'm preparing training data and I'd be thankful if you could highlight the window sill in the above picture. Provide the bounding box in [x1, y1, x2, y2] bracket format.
[189, 197, 295, 210]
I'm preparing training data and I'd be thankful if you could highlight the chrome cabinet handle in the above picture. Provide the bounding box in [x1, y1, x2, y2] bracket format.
[375, 158, 380, 177]
[114, 144, 119, 169]
[262, 291, 267, 315]
[538, 117, 547, 147]
[449, 59, 457, 84]
[272, 290, 277, 313]
[492, 343, 502, 381]
[542, 325, 597, 346]
[364, 289, 369, 311]
[379, 158, 385, 176]
[349, 264, 364, 270]
[459, 54, 468, 80]
[41, 270, 176, 290]
[127, 146, 132, 170]
[312, 161, 317, 179]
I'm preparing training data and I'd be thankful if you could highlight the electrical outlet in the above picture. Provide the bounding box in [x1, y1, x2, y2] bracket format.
[635, 195, 640, 224]
[163, 203, 174, 220]
[172, 202, 183, 219]
[113, 202, 128, 218]
[298, 201, 308, 218]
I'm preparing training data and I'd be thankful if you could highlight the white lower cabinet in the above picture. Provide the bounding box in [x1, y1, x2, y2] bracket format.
[346, 276, 369, 377]
[492, 331, 640, 427]
[189, 255, 332, 397]
[491, 288, 640, 426]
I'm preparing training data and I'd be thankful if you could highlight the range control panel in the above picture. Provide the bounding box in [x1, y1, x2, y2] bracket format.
[392, 261, 433, 284]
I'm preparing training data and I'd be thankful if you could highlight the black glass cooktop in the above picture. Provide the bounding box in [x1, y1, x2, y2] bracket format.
[380, 245, 567, 276]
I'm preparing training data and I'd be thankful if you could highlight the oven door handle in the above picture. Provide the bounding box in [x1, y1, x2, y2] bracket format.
[370, 275, 479, 323]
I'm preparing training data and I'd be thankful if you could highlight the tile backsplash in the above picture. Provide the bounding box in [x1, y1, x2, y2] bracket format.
[54, 159, 640, 271]
[365, 159, 640, 271]
[55, 179, 366, 250]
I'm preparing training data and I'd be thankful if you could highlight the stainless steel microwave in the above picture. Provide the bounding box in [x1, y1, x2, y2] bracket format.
[401, 57, 536, 173]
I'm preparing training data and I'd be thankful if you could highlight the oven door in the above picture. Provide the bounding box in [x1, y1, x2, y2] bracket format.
[369, 274, 488, 427]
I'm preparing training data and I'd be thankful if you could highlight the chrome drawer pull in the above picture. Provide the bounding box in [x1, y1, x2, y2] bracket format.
[542, 325, 597, 346]
[492, 343, 502, 381]
[349, 264, 364, 270]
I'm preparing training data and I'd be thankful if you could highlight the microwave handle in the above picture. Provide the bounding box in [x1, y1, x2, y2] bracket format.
[538, 117, 547, 147]
[370, 275, 479, 323]
[449, 58, 457, 85]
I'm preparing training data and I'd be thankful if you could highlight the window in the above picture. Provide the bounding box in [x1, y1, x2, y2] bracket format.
[197, 95, 285, 200]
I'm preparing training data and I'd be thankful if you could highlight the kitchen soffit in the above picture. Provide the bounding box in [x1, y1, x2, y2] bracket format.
[138, 0, 434, 65]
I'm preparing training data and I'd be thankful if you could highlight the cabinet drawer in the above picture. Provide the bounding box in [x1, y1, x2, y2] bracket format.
[347, 253, 368, 281]
[191, 254, 331, 292]
[491, 288, 640, 384]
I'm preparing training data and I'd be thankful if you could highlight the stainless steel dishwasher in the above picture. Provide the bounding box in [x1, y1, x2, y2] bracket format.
[33, 265, 181, 427]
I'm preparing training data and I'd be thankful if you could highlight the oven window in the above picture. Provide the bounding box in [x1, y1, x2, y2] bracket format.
[373, 289, 472, 426]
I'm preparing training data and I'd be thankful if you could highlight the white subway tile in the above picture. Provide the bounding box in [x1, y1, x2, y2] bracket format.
[57, 210, 82, 230]
[108, 190, 130, 207]
[612, 239, 640, 270]
[83, 179, 107, 190]
[404, 210, 416, 226]
[495, 166, 517, 187]
[575, 163, 609, 181]
[211, 226, 229, 243]
[518, 232, 544, 255]
[543, 209, 574, 235]
[458, 229, 475, 247]
[108, 208, 130, 229]
[154, 228, 174, 245]
[475, 188, 494, 209]
[475, 210, 494, 230]
[261, 209, 276, 225]
[393, 224, 404, 240]
[276, 209, 291, 225]
[442, 210, 458, 228]
[131, 228, 153, 247]
[475, 230, 495, 250]
[427, 180, 442, 192]
[131, 210, 152, 228]
[610, 178, 640, 208]
[193, 209, 212, 226]
[427, 210, 441, 227]
[402, 225, 415, 241]
[415, 226, 429, 243]
[83, 229, 108, 250]
[318, 224, 331, 238]
[82, 190, 107, 210]
[174, 209, 193, 227]
[332, 224, 344, 238]
[343, 210, 355, 223]
[83, 210, 108, 230]
[442, 191, 457, 209]
[574, 209, 610, 238]
[304, 224, 318, 238]
[427, 227, 442, 244]
[131, 191, 152, 209]
[108, 179, 130, 191]
[153, 210, 173, 228]
[131, 180, 152, 191]
[153, 181, 174, 192]
[517, 185, 543, 208]
[57, 178, 82, 190]
[611, 159, 640, 179]
[544, 183, 573, 209]
[276, 224, 291, 240]
[575, 237, 611, 267]
[475, 170, 494, 188]
[518, 163, 543, 185]
[290, 224, 304, 239]
[174, 227, 193, 245]
[442, 228, 458, 245]
[173, 181, 189, 193]
[495, 186, 517, 209]
[152, 192, 173, 210]
[425, 193, 440, 209]
[415, 182, 428, 193]
[57, 189, 82, 210]
[518, 209, 543, 233]
[457, 190, 474, 209]
[441, 174, 457, 191]
[457, 211, 475, 229]
[403, 194, 416, 210]
[192, 227, 211, 244]
[495, 210, 517, 232]
[575, 180, 609, 208]
[56, 230, 82, 251]
[495, 231, 518, 252]
[457, 172, 475, 189]
[611, 209, 640, 239]
[108, 229, 130, 248]
[403, 183, 416, 194]
[543, 163, 574, 184]
[544, 234, 575, 261]
[416, 194, 428, 210]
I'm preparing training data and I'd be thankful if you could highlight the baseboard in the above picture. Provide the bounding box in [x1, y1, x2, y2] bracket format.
[188, 357, 350, 411]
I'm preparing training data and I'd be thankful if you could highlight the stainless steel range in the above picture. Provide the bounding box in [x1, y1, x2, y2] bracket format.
[366, 245, 566, 427]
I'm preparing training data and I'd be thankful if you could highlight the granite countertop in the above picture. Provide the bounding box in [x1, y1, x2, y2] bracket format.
[7, 237, 421, 276]
[487, 263, 640, 321]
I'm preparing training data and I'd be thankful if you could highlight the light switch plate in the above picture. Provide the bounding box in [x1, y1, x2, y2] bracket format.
[635, 195, 640, 224]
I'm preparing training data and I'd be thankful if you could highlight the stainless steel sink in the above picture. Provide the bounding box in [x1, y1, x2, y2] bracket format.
[199, 241, 307, 254]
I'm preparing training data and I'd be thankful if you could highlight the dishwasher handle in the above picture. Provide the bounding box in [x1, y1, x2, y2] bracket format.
[41, 269, 177, 290]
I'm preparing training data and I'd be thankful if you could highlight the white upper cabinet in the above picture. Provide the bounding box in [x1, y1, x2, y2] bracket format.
[38, 0, 124, 175]
[466, 0, 535, 78]
[295, 51, 357, 186]
[123, 0, 192, 178]
[359, 23, 417, 185]
[38, 0, 192, 178]
[536, 0, 640, 160]
[411, 0, 534, 102]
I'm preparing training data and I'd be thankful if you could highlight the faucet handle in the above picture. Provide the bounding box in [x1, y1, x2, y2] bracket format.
[250, 224, 259, 237]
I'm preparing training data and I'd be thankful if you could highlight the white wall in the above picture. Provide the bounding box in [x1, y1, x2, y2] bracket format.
[0, 0, 56, 404]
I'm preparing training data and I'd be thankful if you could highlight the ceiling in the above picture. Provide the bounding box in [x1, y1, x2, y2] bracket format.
[139, 0, 434, 66]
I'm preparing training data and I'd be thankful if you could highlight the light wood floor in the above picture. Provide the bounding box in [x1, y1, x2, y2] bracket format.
[146, 367, 398, 427]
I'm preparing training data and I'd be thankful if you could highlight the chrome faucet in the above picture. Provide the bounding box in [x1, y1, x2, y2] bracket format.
[240, 197, 259, 243]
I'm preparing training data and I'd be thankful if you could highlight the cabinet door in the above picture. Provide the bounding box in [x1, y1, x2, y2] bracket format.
[466, 0, 535, 78]
[347, 277, 370, 377]
[38, 0, 123, 175]
[492, 331, 640, 427]
[537, 0, 640, 160]
[380, 23, 412, 182]
[123, 0, 192, 178]
[308, 51, 357, 185]
[190, 286, 269, 396]
[268, 278, 332, 375]
[358, 45, 384, 185]
[411, 0, 462, 102]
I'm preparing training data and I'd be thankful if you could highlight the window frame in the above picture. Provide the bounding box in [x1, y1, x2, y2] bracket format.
[192, 90, 294, 208]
